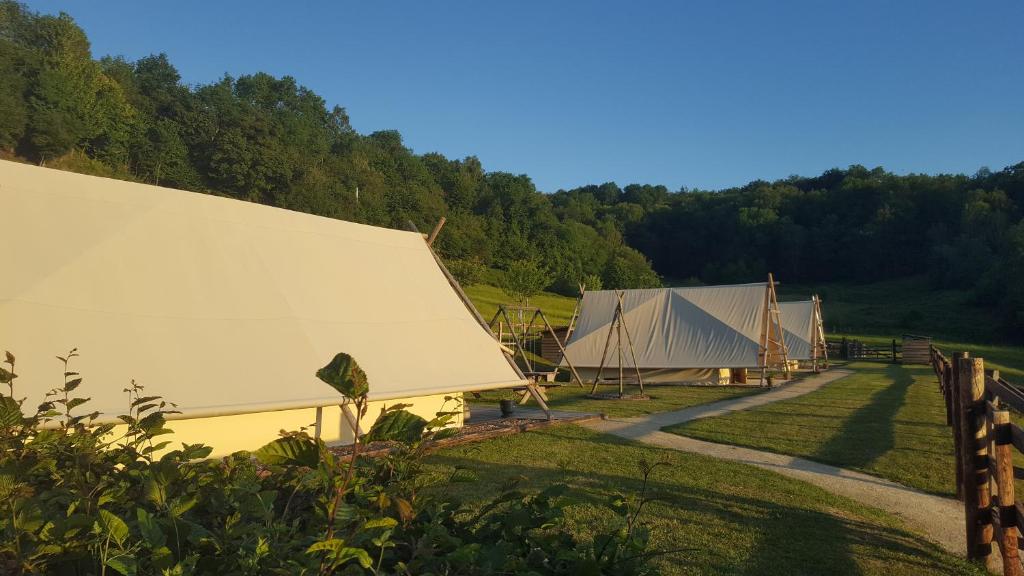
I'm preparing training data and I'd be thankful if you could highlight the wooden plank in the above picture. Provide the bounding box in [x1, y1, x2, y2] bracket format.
[988, 377, 1024, 414]
[1012, 424, 1024, 455]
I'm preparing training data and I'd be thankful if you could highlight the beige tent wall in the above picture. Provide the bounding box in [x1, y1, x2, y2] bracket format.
[108, 393, 462, 458]
[0, 161, 524, 449]
[562, 284, 771, 370]
[778, 300, 816, 361]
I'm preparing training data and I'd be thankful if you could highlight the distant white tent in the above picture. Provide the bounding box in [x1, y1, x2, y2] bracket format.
[779, 297, 827, 369]
[0, 160, 526, 453]
[561, 281, 790, 385]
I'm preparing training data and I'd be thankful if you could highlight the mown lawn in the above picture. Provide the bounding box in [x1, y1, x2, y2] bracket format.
[666, 362, 956, 496]
[472, 383, 764, 418]
[426, 425, 982, 576]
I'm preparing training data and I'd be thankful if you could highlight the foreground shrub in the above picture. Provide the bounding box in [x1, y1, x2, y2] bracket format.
[0, 349, 665, 575]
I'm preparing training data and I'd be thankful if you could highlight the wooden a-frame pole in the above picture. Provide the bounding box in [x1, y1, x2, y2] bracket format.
[590, 302, 619, 395]
[758, 278, 772, 386]
[535, 309, 586, 388]
[415, 219, 551, 419]
[616, 291, 645, 395]
[590, 292, 644, 398]
[812, 294, 828, 371]
[766, 274, 791, 379]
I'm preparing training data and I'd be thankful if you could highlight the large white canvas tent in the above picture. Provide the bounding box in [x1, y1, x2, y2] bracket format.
[0, 160, 526, 455]
[561, 282, 789, 385]
[779, 297, 827, 368]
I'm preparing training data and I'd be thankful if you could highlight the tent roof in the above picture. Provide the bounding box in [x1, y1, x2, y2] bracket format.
[562, 283, 769, 369]
[779, 300, 816, 361]
[0, 160, 524, 421]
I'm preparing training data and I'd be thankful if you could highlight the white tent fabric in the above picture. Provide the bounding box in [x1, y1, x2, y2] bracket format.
[779, 300, 816, 361]
[561, 284, 769, 370]
[0, 160, 525, 421]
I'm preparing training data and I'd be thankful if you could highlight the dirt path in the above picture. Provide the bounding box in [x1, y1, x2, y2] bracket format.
[583, 369, 972, 560]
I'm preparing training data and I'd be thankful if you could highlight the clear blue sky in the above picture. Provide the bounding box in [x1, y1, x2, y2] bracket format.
[26, 0, 1024, 192]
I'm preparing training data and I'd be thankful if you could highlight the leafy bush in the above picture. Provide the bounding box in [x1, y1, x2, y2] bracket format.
[0, 349, 665, 575]
[446, 258, 486, 287]
[499, 258, 550, 304]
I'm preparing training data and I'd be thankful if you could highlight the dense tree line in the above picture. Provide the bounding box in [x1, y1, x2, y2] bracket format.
[3, 2, 1024, 335]
[552, 165, 1024, 336]
[0, 1, 659, 294]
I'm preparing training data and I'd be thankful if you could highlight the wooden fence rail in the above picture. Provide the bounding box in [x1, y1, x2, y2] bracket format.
[931, 345, 1024, 574]
[826, 338, 901, 361]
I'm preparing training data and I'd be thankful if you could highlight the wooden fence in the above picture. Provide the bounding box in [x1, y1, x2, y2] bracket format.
[826, 338, 901, 361]
[931, 345, 1024, 574]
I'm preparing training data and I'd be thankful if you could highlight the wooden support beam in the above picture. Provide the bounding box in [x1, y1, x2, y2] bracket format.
[537, 310, 586, 388]
[426, 216, 446, 246]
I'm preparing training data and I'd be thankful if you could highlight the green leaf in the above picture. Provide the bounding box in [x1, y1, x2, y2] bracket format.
[138, 412, 165, 432]
[253, 436, 320, 467]
[306, 539, 372, 569]
[65, 377, 83, 391]
[0, 366, 16, 384]
[66, 397, 91, 411]
[365, 409, 427, 443]
[432, 427, 460, 441]
[97, 509, 130, 547]
[169, 495, 197, 518]
[105, 554, 137, 575]
[362, 517, 398, 530]
[0, 396, 23, 428]
[136, 508, 166, 547]
[150, 546, 175, 571]
[316, 353, 369, 399]
[131, 395, 161, 407]
[4, 351, 13, 364]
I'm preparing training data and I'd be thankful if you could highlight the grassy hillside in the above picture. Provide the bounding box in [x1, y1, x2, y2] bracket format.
[463, 284, 579, 327]
[777, 276, 1001, 343]
[777, 276, 1024, 377]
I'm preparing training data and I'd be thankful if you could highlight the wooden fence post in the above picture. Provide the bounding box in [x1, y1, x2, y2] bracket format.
[891, 338, 897, 363]
[958, 356, 994, 567]
[952, 352, 966, 501]
[993, 408, 1022, 575]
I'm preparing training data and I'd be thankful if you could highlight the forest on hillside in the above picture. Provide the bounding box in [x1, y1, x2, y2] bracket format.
[3, 1, 1024, 337]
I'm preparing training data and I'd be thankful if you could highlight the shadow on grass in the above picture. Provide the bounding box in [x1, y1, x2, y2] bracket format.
[426, 426, 970, 575]
[812, 363, 912, 469]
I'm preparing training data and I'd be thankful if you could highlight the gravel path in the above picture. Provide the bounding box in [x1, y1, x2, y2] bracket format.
[583, 369, 972, 560]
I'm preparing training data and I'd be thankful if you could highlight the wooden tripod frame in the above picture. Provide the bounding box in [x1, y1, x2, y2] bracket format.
[489, 305, 585, 388]
[812, 294, 828, 371]
[589, 291, 646, 398]
[758, 273, 791, 386]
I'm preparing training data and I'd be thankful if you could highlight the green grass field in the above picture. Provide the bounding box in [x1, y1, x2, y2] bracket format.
[472, 383, 764, 418]
[463, 283, 578, 327]
[665, 362, 956, 496]
[427, 425, 982, 576]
